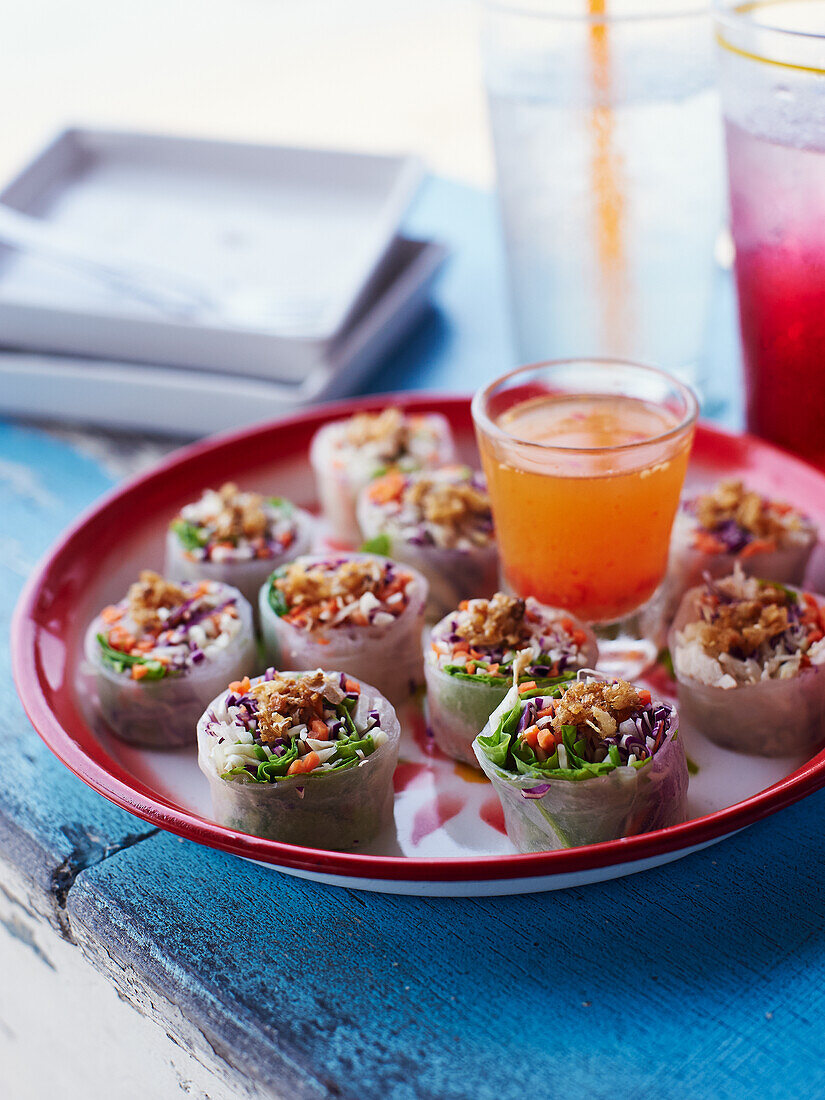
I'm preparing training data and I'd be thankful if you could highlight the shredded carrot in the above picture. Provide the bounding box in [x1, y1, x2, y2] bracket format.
[800, 594, 823, 631]
[101, 605, 123, 624]
[107, 625, 136, 652]
[288, 751, 321, 775]
[367, 471, 405, 503]
[459, 600, 469, 610]
[487, 663, 500, 675]
[344, 678, 361, 695]
[193, 580, 212, 596]
[572, 628, 588, 647]
[384, 578, 408, 597]
[561, 617, 575, 634]
[638, 689, 652, 706]
[739, 537, 777, 560]
[518, 680, 538, 695]
[537, 728, 557, 752]
[310, 719, 329, 740]
[693, 531, 726, 554]
[228, 676, 251, 694]
[131, 664, 150, 680]
[536, 706, 554, 719]
[521, 725, 539, 748]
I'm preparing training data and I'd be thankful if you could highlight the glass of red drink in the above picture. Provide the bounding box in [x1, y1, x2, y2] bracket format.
[716, 1, 825, 465]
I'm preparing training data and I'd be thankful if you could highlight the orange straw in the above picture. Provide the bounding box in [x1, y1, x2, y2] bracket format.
[587, 0, 630, 353]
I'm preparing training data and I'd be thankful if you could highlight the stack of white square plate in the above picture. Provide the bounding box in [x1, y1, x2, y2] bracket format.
[0, 128, 446, 436]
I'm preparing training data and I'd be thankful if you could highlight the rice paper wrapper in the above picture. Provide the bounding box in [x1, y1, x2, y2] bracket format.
[310, 414, 456, 546]
[355, 500, 499, 621]
[398, 542, 499, 622]
[424, 615, 598, 768]
[472, 685, 688, 852]
[669, 585, 825, 757]
[665, 513, 816, 620]
[425, 664, 512, 767]
[163, 510, 315, 617]
[258, 555, 428, 706]
[85, 588, 258, 749]
[197, 673, 401, 849]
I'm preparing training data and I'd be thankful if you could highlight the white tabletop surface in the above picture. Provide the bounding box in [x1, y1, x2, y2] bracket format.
[3, 0, 492, 190]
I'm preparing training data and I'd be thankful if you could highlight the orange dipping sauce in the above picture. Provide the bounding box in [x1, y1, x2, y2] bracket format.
[477, 392, 694, 623]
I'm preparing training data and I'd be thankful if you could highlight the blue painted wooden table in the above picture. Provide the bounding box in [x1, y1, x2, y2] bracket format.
[2, 179, 823, 1099]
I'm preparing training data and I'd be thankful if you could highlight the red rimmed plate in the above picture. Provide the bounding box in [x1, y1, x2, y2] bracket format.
[12, 394, 825, 896]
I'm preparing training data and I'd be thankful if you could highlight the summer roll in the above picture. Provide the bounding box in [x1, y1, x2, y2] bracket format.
[473, 668, 687, 851]
[198, 668, 400, 849]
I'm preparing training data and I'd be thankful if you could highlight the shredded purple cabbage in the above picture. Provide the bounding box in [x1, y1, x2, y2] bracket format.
[522, 783, 552, 800]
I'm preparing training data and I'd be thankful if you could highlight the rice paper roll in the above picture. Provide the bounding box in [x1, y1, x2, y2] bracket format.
[310, 407, 456, 545]
[165, 482, 314, 613]
[85, 571, 257, 749]
[259, 553, 428, 706]
[197, 668, 401, 849]
[473, 671, 687, 852]
[669, 568, 825, 757]
[357, 464, 498, 621]
[668, 480, 816, 610]
[425, 593, 598, 766]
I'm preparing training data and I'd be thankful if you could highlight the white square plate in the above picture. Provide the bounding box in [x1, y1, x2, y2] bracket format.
[0, 237, 447, 437]
[0, 128, 423, 380]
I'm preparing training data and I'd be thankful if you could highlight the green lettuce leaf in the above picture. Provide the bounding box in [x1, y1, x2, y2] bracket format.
[267, 581, 289, 617]
[443, 665, 576, 690]
[96, 634, 167, 679]
[333, 734, 376, 761]
[360, 533, 391, 556]
[479, 703, 655, 782]
[171, 519, 209, 552]
[476, 700, 521, 767]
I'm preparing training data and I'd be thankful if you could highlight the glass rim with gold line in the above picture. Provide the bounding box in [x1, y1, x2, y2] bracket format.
[715, 0, 825, 73]
[472, 359, 698, 673]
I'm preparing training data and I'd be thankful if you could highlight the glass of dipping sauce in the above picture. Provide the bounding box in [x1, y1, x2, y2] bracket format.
[472, 360, 697, 665]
